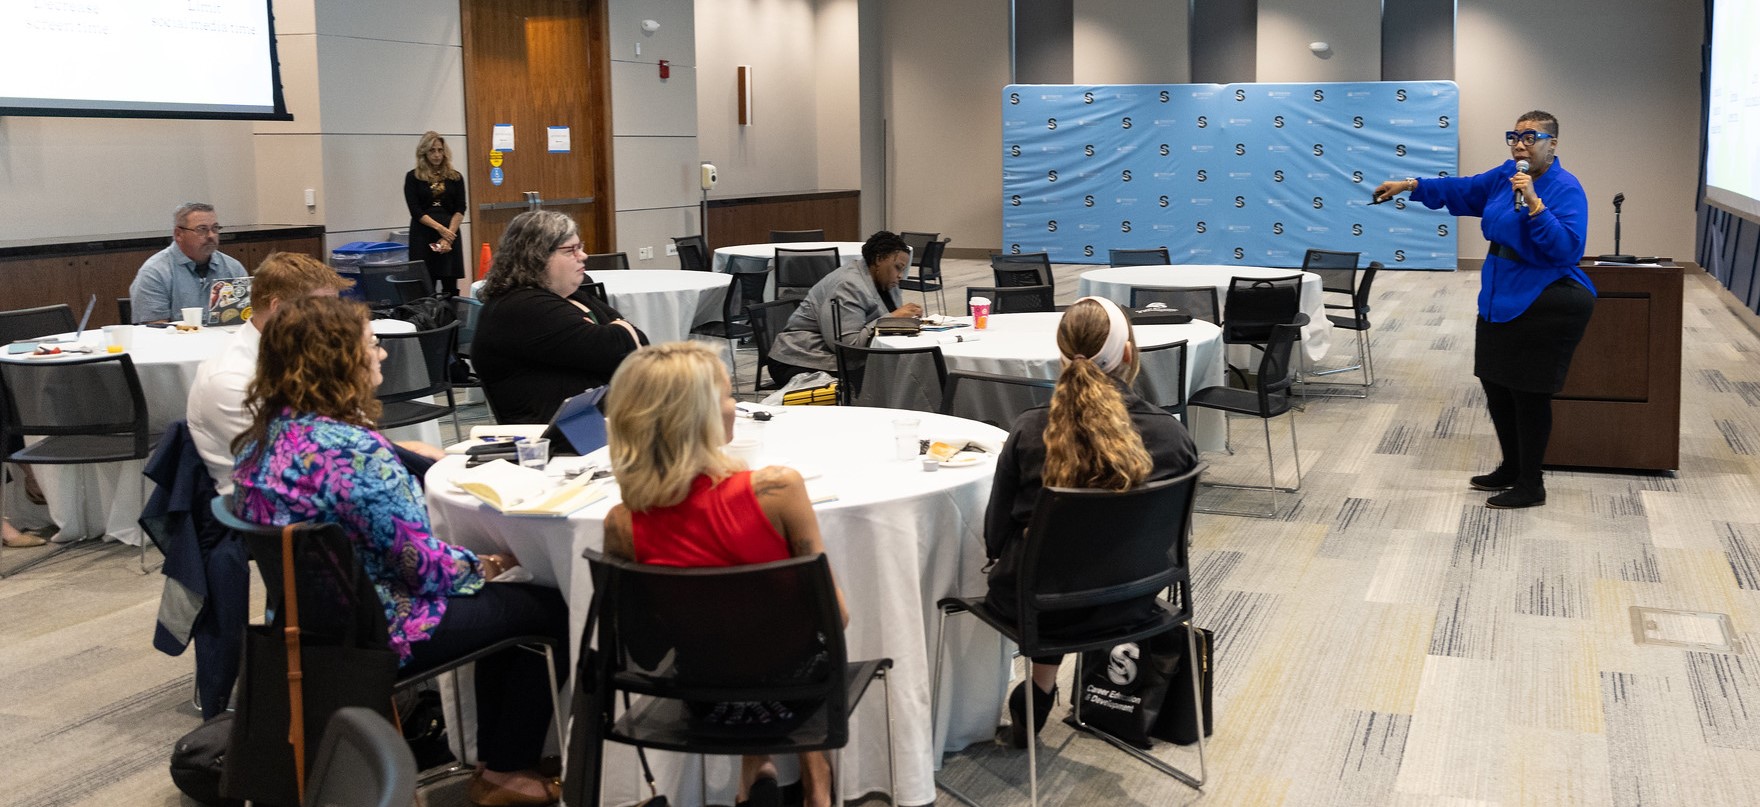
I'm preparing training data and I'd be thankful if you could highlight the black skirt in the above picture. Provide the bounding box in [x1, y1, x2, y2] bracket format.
[1474, 278, 1595, 393]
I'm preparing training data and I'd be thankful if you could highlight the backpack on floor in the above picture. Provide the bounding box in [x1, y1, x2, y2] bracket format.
[170, 713, 245, 807]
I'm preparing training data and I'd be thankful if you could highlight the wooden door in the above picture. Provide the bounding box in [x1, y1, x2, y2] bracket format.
[461, 0, 615, 274]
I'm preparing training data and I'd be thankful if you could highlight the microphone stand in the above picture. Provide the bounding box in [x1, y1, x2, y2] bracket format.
[1597, 195, 1636, 263]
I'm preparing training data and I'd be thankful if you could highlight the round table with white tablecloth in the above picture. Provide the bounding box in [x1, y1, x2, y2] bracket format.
[710, 241, 867, 274]
[873, 312, 1227, 451]
[1075, 264, 1333, 361]
[5, 319, 431, 545]
[594, 269, 730, 345]
[425, 406, 1013, 807]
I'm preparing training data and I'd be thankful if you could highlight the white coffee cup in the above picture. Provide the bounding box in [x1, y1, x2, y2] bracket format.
[181, 307, 203, 327]
[726, 437, 761, 466]
[102, 324, 134, 350]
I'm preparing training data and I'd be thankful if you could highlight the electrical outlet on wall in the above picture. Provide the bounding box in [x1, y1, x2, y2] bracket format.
[665, 244, 678, 256]
[638, 246, 654, 260]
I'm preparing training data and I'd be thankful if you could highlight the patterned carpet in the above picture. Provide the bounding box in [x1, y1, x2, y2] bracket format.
[1, 261, 1757, 806]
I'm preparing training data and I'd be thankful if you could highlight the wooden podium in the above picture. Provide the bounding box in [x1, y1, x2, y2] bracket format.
[1544, 262, 1682, 471]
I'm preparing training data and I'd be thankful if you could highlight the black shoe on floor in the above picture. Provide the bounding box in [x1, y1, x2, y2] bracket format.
[1469, 468, 1518, 491]
[1486, 486, 1546, 509]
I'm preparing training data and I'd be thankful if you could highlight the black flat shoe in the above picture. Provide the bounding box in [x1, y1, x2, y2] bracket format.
[1469, 468, 1517, 491]
[737, 774, 781, 807]
[1006, 681, 1057, 749]
[1486, 486, 1546, 509]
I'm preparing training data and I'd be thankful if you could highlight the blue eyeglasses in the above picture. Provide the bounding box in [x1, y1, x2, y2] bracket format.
[1505, 130, 1554, 147]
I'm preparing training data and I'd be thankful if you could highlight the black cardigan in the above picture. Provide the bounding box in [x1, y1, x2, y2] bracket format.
[473, 285, 649, 424]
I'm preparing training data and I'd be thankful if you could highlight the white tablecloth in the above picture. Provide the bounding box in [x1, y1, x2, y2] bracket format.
[425, 407, 1014, 806]
[874, 312, 1227, 452]
[1075, 265, 1333, 362]
[9, 320, 433, 545]
[597, 270, 730, 345]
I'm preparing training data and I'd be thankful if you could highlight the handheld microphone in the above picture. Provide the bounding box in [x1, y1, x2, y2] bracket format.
[1612, 192, 1625, 211]
[1514, 160, 1530, 211]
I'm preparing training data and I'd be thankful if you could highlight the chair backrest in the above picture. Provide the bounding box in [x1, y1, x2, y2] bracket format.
[116, 297, 134, 327]
[747, 298, 804, 389]
[580, 281, 609, 305]
[585, 252, 630, 273]
[1130, 286, 1219, 324]
[1351, 261, 1382, 320]
[672, 236, 709, 272]
[0, 353, 151, 461]
[719, 269, 771, 326]
[832, 341, 948, 411]
[917, 239, 949, 281]
[210, 497, 390, 646]
[1222, 275, 1303, 344]
[302, 707, 417, 807]
[939, 370, 1055, 429]
[582, 550, 850, 735]
[451, 296, 484, 358]
[0, 304, 77, 343]
[386, 277, 429, 307]
[1251, 323, 1302, 417]
[769, 229, 825, 243]
[1132, 339, 1189, 415]
[1013, 466, 1204, 653]
[1108, 248, 1171, 267]
[356, 261, 427, 310]
[724, 253, 772, 275]
[899, 231, 940, 269]
[375, 321, 458, 405]
[967, 285, 1054, 315]
[990, 253, 1053, 293]
[775, 247, 840, 298]
[1302, 248, 1361, 298]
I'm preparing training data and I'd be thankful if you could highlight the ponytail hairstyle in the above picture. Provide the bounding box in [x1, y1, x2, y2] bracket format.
[1042, 297, 1152, 490]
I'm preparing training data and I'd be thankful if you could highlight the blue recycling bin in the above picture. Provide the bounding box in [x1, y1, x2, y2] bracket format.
[331, 241, 410, 303]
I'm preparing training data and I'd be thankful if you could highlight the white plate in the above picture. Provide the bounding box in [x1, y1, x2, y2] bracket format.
[940, 453, 988, 468]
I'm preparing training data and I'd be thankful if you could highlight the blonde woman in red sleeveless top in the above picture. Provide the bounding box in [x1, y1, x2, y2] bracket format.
[602, 342, 847, 807]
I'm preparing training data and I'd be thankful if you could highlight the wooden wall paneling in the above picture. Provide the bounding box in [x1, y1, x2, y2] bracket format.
[462, 0, 614, 263]
[704, 191, 861, 250]
[0, 256, 84, 317]
[77, 250, 155, 327]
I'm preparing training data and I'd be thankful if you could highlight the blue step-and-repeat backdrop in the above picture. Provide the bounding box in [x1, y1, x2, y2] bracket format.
[1001, 81, 1460, 269]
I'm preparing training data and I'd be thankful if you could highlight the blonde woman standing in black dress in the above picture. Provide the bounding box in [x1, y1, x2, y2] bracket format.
[404, 131, 467, 296]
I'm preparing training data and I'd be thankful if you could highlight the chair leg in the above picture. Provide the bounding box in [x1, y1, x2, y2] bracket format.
[139, 537, 161, 575]
[448, 389, 464, 444]
[881, 669, 897, 807]
[930, 607, 983, 807]
[1024, 654, 1039, 807]
[1263, 416, 1280, 517]
[724, 337, 740, 392]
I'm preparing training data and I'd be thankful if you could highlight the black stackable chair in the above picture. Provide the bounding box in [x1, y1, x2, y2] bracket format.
[1188, 323, 1303, 517]
[1109, 247, 1172, 266]
[769, 228, 826, 243]
[0, 352, 153, 577]
[1308, 256, 1382, 395]
[991, 252, 1055, 299]
[672, 236, 710, 272]
[691, 267, 772, 389]
[831, 340, 948, 411]
[1130, 286, 1220, 324]
[898, 239, 951, 314]
[775, 247, 841, 300]
[1134, 339, 1191, 426]
[374, 321, 462, 441]
[746, 298, 804, 392]
[1220, 275, 1306, 388]
[939, 370, 1055, 430]
[302, 707, 418, 807]
[931, 466, 1209, 805]
[966, 285, 1055, 315]
[585, 252, 631, 272]
[566, 550, 894, 807]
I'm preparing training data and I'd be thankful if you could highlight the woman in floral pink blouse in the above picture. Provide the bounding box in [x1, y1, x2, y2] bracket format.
[232, 296, 567, 807]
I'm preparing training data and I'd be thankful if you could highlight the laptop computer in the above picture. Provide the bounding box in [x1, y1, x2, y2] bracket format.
[542, 386, 610, 456]
[34, 294, 97, 344]
[203, 277, 253, 326]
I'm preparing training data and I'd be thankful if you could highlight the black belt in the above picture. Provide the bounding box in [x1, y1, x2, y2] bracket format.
[1487, 242, 1521, 262]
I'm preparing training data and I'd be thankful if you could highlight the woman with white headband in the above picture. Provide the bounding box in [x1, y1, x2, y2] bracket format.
[981, 296, 1199, 748]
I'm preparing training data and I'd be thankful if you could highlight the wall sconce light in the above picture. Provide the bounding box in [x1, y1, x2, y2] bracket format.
[1309, 41, 1332, 57]
[641, 19, 661, 34]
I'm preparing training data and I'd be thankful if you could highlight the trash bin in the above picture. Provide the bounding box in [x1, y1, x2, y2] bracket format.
[331, 241, 410, 303]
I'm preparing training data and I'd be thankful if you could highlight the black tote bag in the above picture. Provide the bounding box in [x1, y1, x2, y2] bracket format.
[221, 523, 399, 807]
[1150, 625, 1215, 745]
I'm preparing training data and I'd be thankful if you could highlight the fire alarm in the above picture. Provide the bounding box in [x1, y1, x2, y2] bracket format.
[659, 59, 670, 79]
